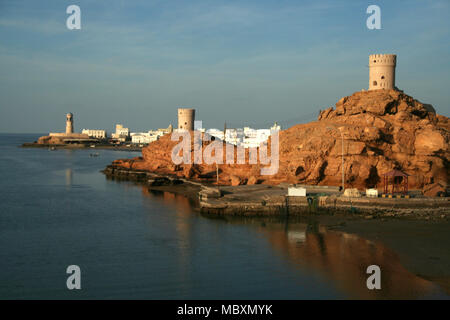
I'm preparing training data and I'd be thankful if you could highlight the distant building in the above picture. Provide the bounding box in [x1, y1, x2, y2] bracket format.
[81, 129, 107, 139]
[130, 132, 160, 145]
[131, 133, 158, 144]
[130, 124, 173, 145]
[226, 128, 243, 146]
[205, 122, 280, 148]
[242, 127, 270, 148]
[207, 128, 225, 141]
[111, 124, 130, 142]
[157, 124, 173, 134]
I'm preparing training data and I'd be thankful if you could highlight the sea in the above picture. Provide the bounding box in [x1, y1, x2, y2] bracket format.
[0, 133, 448, 299]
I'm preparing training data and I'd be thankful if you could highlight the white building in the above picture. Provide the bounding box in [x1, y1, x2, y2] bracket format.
[131, 133, 159, 144]
[204, 122, 280, 148]
[127, 124, 173, 145]
[130, 129, 168, 145]
[111, 124, 130, 141]
[206, 128, 225, 141]
[81, 129, 107, 139]
[147, 130, 165, 139]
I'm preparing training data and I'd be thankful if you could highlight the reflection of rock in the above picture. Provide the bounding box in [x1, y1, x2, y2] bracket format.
[110, 90, 449, 194]
[65, 168, 72, 186]
[258, 221, 436, 299]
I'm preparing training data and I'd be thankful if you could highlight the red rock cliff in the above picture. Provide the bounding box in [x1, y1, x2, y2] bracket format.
[113, 89, 449, 190]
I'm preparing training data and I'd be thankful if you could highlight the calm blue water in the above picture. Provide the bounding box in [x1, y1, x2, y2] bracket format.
[0, 134, 447, 299]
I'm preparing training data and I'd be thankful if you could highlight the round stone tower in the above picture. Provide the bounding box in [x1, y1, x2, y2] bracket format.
[177, 108, 195, 130]
[65, 113, 74, 134]
[369, 54, 396, 90]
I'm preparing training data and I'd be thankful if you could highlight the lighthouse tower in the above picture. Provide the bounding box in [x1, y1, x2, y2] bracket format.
[65, 113, 74, 134]
[369, 54, 396, 90]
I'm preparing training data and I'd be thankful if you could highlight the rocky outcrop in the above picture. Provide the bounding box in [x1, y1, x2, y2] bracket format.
[37, 135, 65, 144]
[110, 89, 449, 193]
[37, 133, 89, 144]
[423, 183, 448, 197]
[313, 89, 449, 191]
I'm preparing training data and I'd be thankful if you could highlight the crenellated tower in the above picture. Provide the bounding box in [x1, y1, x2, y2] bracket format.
[369, 54, 396, 90]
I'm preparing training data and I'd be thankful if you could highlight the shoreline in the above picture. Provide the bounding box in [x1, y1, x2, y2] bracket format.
[102, 164, 450, 221]
[22, 142, 142, 152]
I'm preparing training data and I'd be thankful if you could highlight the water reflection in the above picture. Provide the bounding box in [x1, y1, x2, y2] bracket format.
[255, 220, 438, 299]
[140, 187, 446, 299]
[65, 168, 73, 186]
[142, 188, 195, 216]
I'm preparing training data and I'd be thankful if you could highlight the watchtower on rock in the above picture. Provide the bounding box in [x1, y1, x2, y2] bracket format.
[369, 54, 396, 90]
[177, 108, 195, 130]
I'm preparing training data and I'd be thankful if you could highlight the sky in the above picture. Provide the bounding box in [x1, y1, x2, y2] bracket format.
[0, 0, 449, 133]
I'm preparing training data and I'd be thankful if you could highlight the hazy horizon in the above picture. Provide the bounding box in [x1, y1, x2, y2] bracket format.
[1, 0, 449, 134]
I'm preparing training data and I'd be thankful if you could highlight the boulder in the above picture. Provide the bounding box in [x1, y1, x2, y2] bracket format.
[414, 129, 447, 155]
[229, 175, 242, 186]
[247, 176, 259, 185]
[423, 183, 447, 197]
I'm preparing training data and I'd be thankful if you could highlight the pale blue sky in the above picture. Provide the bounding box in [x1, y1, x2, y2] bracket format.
[0, 0, 449, 133]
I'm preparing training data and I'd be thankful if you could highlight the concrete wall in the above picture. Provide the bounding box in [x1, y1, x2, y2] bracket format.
[369, 54, 396, 90]
[178, 108, 195, 130]
[49, 133, 88, 138]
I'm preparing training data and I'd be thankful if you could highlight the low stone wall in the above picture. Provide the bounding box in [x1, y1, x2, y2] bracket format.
[199, 195, 450, 217]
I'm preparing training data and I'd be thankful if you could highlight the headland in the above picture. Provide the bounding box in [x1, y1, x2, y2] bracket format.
[101, 87, 449, 219]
